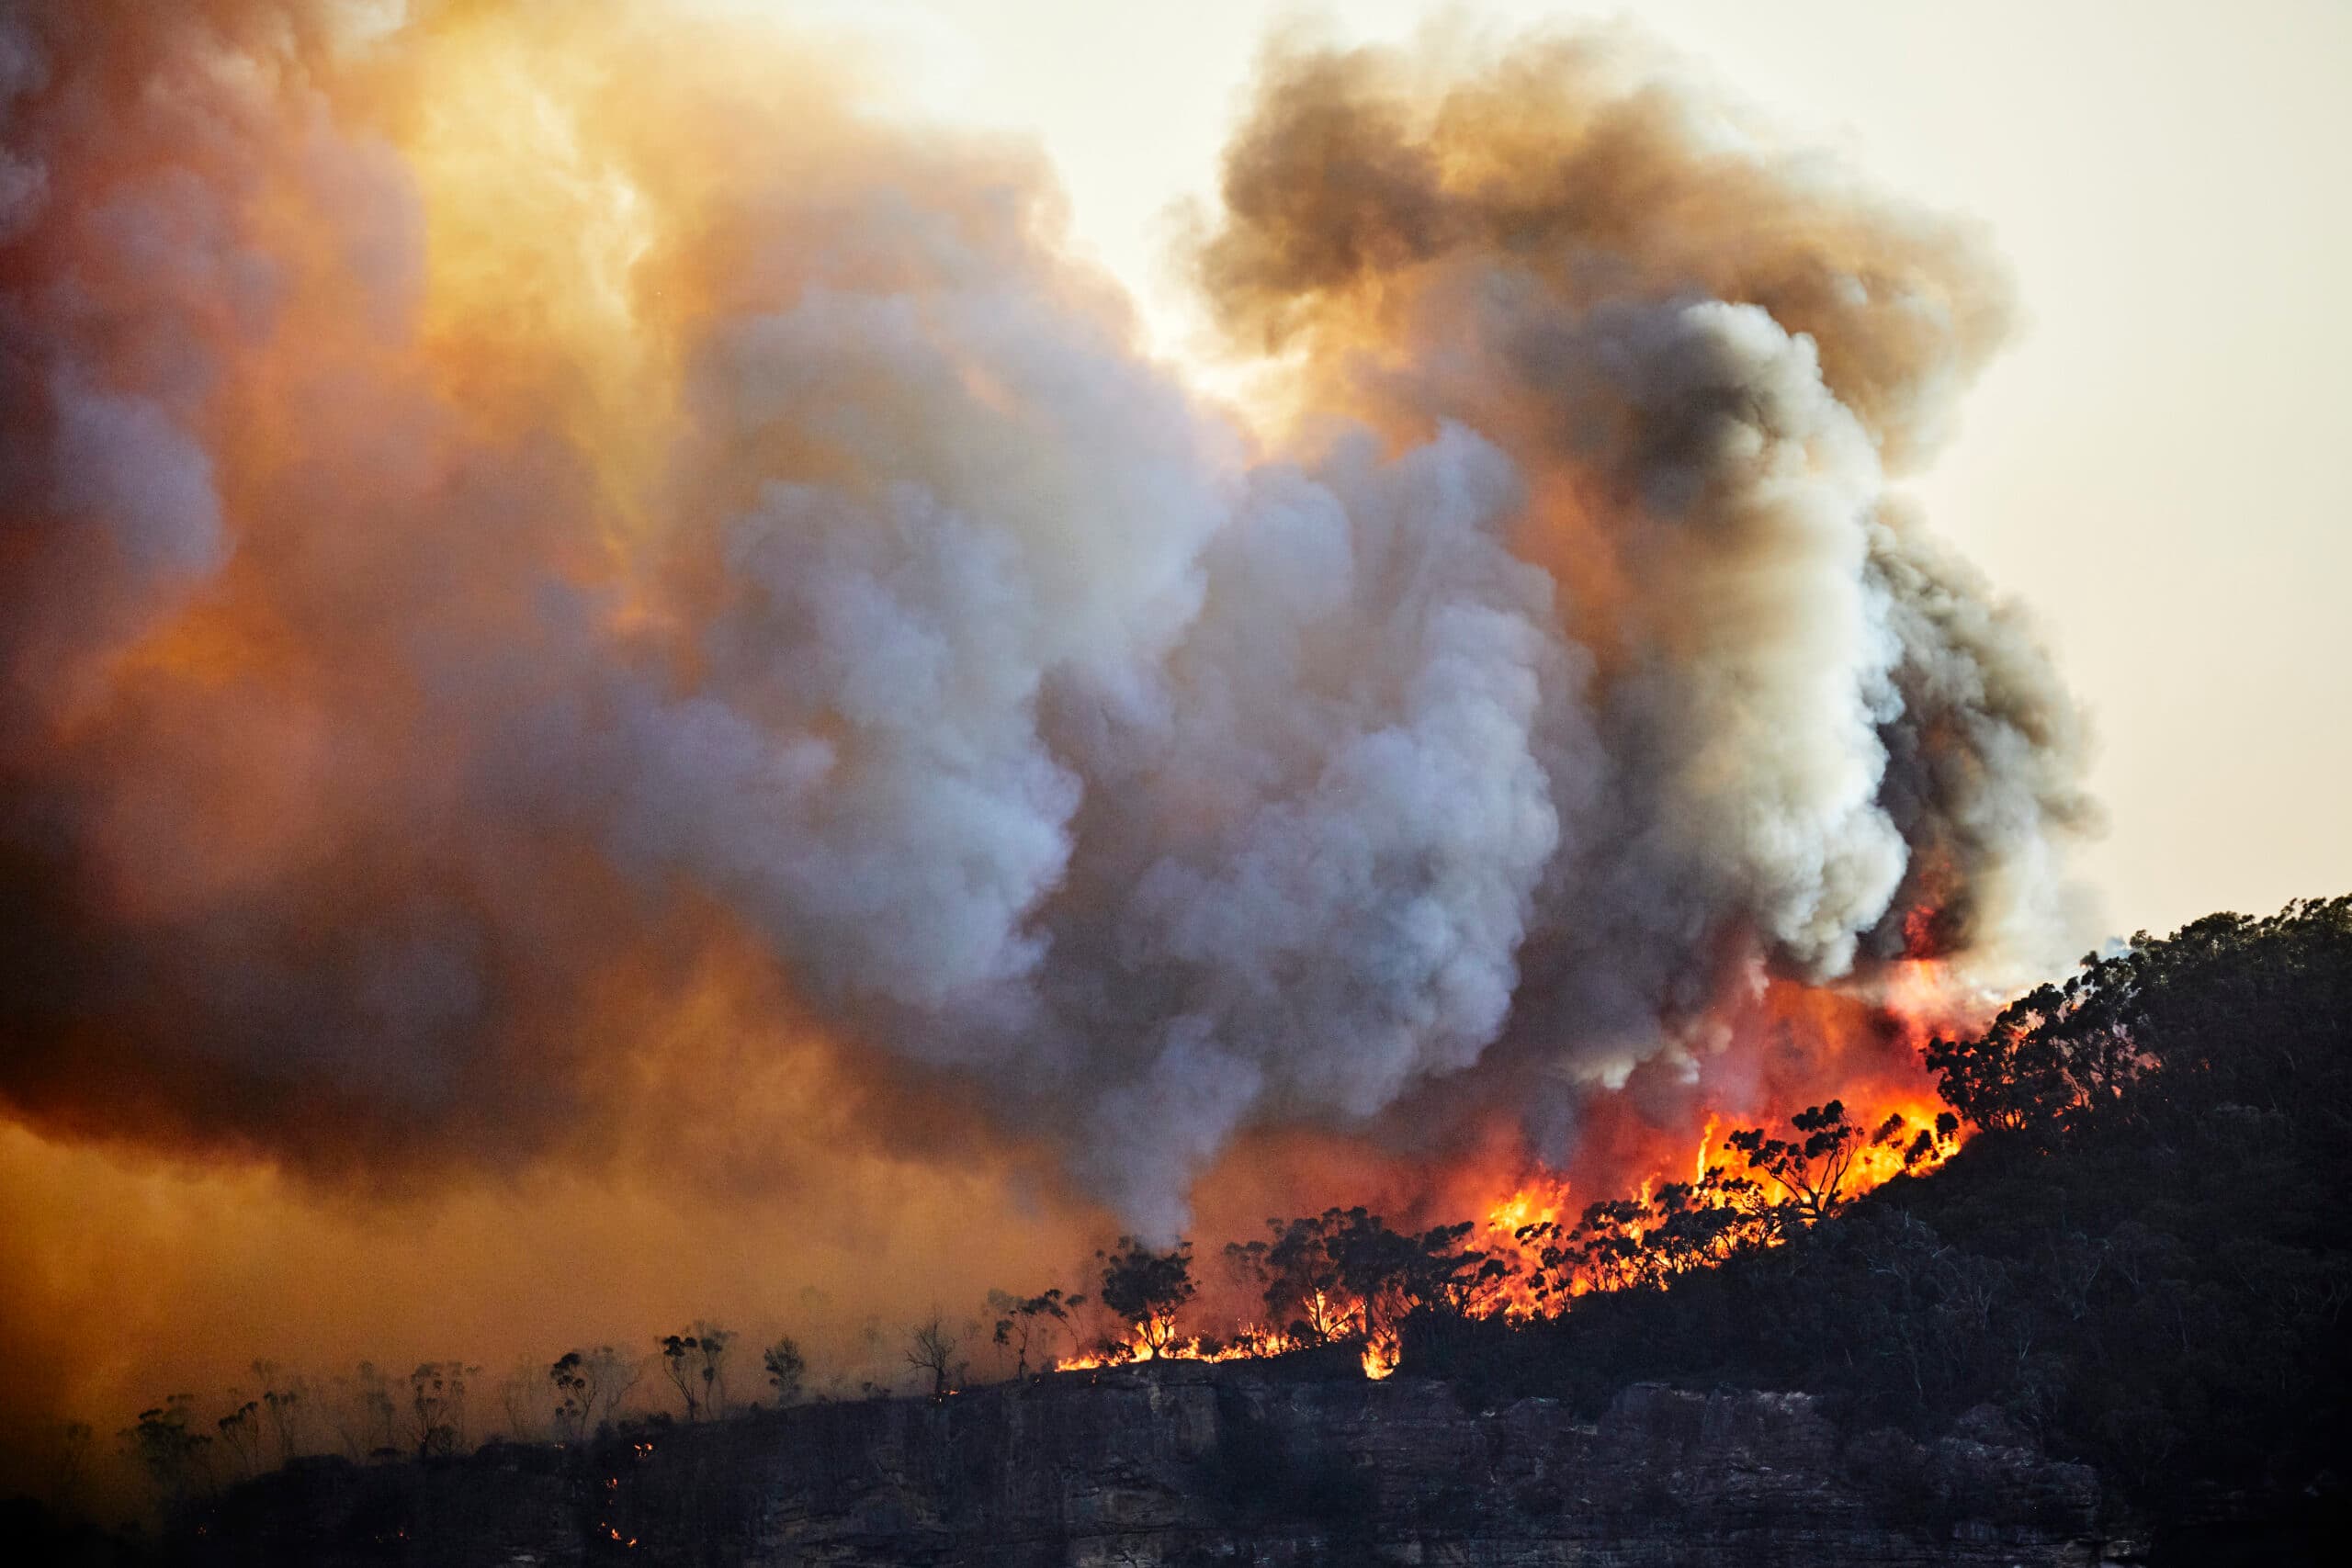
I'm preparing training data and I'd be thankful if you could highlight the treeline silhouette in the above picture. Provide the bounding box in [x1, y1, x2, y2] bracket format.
[25, 896, 2347, 1563]
[1410, 896, 2352, 1561]
[87, 1100, 1948, 1511]
[108, 1325, 817, 1511]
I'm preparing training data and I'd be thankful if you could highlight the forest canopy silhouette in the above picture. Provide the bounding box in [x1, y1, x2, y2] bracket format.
[12, 896, 2346, 1564]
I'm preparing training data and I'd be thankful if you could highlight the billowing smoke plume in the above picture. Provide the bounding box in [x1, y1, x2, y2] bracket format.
[0, 3, 2092, 1237]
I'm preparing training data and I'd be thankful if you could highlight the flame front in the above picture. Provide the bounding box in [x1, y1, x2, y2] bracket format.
[1056, 964, 1972, 1377]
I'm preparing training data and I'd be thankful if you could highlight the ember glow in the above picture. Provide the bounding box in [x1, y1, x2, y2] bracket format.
[0, 0, 2094, 1479]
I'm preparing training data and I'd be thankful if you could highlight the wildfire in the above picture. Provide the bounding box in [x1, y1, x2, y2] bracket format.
[1485, 1182, 1568, 1237]
[1054, 1319, 1411, 1380]
[1047, 1077, 1962, 1383]
[1476, 1173, 1576, 1320]
[0, 0, 2094, 1465]
[1052, 1320, 1306, 1374]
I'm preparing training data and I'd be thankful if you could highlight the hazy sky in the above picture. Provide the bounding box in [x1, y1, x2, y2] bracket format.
[792, 0, 2352, 942]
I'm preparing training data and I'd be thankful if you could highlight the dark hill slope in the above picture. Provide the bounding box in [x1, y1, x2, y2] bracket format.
[167, 1365, 2106, 1568]
[1413, 897, 2352, 1563]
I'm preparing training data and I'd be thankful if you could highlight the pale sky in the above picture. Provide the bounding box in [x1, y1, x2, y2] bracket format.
[787, 0, 2351, 942]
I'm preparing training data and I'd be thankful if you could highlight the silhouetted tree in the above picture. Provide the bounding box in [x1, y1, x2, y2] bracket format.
[1902, 1112, 1962, 1171]
[657, 1333, 700, 1420]
[989, 1288, 1085, 1375]
[657, 1323, 735, 1420]
[1230, 1207, 1498, 1345]
[215, 1397, 262, 1479]
[695, 1321, 735, 1415]
[761, 1335, 806, 1404]
[548, 1353, 592, 1441]
[122, 1394, 210, 1506]
[407, 1361, 475, 1458]
[905, 1315, 963, 1401]
[1097, 1236, 1196, 1354]
[1725, 1100, 1907, 1225]
[1924, 987, 2104, 1139]
[1332, 1213, 1491, 1328]
[1227, 1214, 1353, 1342]
[548, 1346, 637, 1441]
[1926, 896, 2352, 1141]
[250, 1360, 309, 1464]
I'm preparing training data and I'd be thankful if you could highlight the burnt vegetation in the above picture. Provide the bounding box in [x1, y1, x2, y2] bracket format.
[18, 897, 2347, 1563]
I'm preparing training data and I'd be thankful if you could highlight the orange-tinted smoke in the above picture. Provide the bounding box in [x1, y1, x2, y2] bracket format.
[0, 0, 2098, 1504]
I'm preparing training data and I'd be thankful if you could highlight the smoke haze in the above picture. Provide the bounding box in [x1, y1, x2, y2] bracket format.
[0, 0, 2092, 1479]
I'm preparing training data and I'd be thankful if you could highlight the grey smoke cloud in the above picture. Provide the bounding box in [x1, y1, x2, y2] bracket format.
[0, 3, 2092, 1235]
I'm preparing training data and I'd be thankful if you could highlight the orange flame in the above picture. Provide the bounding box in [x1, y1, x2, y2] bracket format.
[1055, 951, 1974, 1377]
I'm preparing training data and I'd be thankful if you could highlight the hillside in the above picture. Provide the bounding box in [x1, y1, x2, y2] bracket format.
[1410, 897, 2352, 1562]
[80, 1364, 2112, 1567]
[15, 897, 2347, 1566]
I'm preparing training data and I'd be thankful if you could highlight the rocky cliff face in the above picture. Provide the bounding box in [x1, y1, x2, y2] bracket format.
[192, 1364, 2117, 1566]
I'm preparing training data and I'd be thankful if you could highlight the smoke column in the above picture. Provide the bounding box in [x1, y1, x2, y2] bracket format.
[0, 0, 2089, 1323]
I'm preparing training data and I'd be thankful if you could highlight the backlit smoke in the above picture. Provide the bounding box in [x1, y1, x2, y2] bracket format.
[0, 2, 2092, 1247]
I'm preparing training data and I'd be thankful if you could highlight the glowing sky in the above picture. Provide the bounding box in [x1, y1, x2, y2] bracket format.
[802, 0, 2352, 941]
